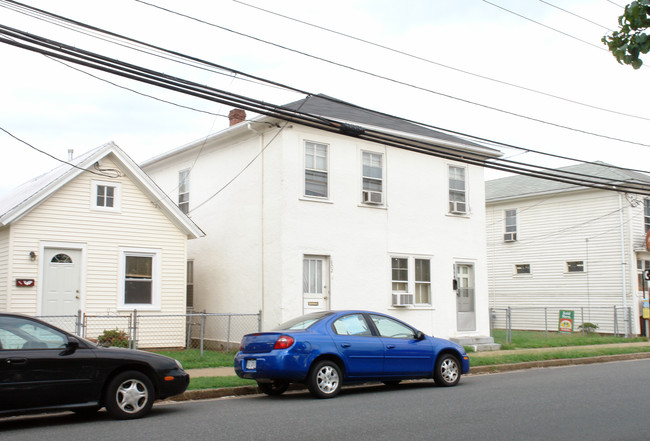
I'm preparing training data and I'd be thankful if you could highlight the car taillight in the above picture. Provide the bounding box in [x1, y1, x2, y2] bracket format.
[274, 335, 295, 349]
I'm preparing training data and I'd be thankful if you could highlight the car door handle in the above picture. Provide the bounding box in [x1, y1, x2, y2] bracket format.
[6, 358, 27, 365]
[386, 345, 396, 349]
[340, 343, 351, 348]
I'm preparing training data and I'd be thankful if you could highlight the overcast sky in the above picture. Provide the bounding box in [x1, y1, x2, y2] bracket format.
[0, 0, 648, 196]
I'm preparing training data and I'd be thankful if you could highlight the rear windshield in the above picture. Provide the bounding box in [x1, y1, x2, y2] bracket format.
[273, 311, 334, 331]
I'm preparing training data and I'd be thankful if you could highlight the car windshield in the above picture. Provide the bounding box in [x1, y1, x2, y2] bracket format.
[273, 311, 334, 331]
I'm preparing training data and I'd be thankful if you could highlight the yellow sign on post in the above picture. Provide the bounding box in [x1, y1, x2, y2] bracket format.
[643, 300, 649, 320]
[559, 310, 574, 333]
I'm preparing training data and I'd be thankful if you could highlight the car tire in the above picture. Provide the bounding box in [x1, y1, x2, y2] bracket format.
[258, 381, 290, 396]
[105, 371, 155, 420]
[307, 360, 342, 399]
[433, 353, 461, 387]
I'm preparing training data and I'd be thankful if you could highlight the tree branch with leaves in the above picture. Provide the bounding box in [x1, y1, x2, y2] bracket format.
[602, 0, 650, 69]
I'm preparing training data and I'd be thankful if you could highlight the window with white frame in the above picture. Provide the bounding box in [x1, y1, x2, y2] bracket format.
[92, 180, 121, 211]
[645, 199, 650, 233]
[566, 261, 584, 273]
[304, 141, 328, 198]
[515, 264, 531, 275]
[504, 209, 517, 241]
[391, 256, 431, 306]
[179, 169, 190, 215]
[119, 248, 161, 309]
[448, 166, 467, 214]
[637, 259, 650, 292]
[362, 151, 383, 205]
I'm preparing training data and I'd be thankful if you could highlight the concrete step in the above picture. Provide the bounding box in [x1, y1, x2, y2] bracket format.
[451, 336, 501, 352]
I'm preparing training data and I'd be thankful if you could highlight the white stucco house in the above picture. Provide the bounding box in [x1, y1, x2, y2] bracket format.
[0, 142, 203, 346]
[142, 94, 502, 343]
[486, 162, 650, 335]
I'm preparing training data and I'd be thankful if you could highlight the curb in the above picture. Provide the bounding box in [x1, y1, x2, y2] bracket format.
[168, 352, 650, 402]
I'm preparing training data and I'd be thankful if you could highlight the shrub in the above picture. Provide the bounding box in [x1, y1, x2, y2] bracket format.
[97, 328, 130, 348]
[579, 322, 599, 334]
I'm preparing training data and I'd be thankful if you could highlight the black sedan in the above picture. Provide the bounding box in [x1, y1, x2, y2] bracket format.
[0, 313, 189, 419]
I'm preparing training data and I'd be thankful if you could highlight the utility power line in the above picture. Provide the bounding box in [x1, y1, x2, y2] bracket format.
[1, 16, 649, 196]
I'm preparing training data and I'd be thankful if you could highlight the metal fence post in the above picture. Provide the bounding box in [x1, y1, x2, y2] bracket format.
[614, 305, 618, 337]
[544, 307, 548, 338]
[200, 313, 206, 357]
[258, 310, 262, 332]
[628, 307, 633, 337]
[132, 309, 138, 350]
[186, 313, 193, 349]
[75, 309, 82, 337]
[506, 306, 512, 343]
[226, 314, 232, 352]
[581, 307, 584, 335]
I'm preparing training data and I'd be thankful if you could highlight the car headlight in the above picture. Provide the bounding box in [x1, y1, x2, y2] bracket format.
[174, 359, 184, 371]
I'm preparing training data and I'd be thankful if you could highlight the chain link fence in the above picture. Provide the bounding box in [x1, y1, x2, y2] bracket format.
[36, 310, 261, 351]
[490, 306, 634, 343]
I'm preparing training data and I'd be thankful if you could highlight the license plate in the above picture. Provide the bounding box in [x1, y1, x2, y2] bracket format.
[246, 359, 256, 370]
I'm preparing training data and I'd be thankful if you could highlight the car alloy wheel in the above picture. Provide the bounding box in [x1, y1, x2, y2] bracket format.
[433, 354, 460, 387]
[308, 360, 342, 399]
[105, 371, 154, 419]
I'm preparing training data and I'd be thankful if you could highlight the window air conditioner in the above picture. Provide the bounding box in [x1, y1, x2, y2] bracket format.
[450, 201, 466, 214]
[392, 293, 414, 306]
[504, 232, 517, 242]
[362, 190, 383, 205]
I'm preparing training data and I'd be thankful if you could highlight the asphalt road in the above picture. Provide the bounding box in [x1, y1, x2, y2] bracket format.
[2, 359, 649, 441]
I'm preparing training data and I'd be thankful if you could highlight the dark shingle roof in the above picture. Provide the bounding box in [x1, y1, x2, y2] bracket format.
[486, 161, 650, 202]
[282, 94, 499, 153]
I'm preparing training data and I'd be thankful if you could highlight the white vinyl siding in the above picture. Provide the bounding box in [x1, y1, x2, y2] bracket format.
[4, 157, 187, 344]
[486, 189, 639, 333]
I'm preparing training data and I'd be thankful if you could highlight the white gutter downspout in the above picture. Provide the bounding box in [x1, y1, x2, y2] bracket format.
[618, 192, 628, 337]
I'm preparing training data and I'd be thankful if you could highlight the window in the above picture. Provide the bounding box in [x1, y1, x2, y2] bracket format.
[119, 248, 160, 309]
[332, 314, 372, 336]
[0, 316, 68, 350]
[304, 141, 328, 198]
[638, 260, 650, 291]
[186, 260, 194, 308]
[391, 256, 432, 306]
[179, 169, 190, 214]
[370, 314, 416, 339]
[415, 259, 431, 304]
[515, 264, 531, 275]
[92, 180, 121, 211]
[645, 199, 650, 233]
[448, 166, 467, 214]
[504, 209, 517, 241]
[362, 151, 383, 205]
[567, 261, 584, 273]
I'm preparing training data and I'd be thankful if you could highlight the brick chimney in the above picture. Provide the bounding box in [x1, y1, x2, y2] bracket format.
[228, 108, 246, 126]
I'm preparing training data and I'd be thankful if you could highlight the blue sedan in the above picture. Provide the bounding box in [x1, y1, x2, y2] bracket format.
[234, 310, 469, 398]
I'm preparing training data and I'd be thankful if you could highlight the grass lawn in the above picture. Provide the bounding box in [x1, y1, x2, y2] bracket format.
[491, 329, 648, 350]
[150, 349, 238, 369]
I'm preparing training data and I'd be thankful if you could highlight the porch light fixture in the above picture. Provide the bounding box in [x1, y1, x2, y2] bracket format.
[29, 251, 36, 261]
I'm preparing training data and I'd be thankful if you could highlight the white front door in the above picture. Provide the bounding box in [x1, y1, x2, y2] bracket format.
[456, 263, 476, 332]
[303, 255, 330, 313]
[42, 248, 82, 316]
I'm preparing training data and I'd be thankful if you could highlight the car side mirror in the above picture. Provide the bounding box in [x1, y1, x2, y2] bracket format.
[415, 331, 425, 340]
[63, 337, 80, 354]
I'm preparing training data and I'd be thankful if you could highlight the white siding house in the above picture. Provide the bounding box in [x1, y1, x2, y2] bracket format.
[142, 95, 502, 342]
[0, 143, 203, 346]
[486, 162, 650, 335]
